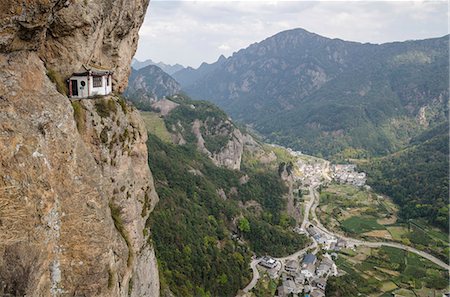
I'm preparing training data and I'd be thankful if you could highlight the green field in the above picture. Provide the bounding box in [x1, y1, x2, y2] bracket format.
[318, 183, 449, 264]
[341, 216, 385, 234]
[140, 111, 172, 142]
[386, 226, 408, 241]
[326, 246, 449, 296]
[318, 183, 393, 236]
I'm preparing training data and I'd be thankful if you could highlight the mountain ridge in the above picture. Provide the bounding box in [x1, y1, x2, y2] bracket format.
[125, 64, 182, 109]
[132, 58, 185, 75]
[178, 28, 448, 157]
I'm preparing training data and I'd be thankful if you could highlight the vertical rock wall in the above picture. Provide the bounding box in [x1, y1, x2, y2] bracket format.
[0, 0, 159, 296]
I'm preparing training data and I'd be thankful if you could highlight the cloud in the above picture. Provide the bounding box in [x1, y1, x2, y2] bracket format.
[218, 44, 231, 51]
[134, 1, 448, 68]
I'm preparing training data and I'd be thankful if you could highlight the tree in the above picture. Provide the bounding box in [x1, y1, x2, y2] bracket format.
[238, 217, 250, 233]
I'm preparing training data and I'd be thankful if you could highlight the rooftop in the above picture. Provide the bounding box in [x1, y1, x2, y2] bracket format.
[72, 65, 113, 76]
[303, 253, 316, 265]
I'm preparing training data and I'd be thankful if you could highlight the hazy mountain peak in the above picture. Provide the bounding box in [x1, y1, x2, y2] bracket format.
[132, 58, 185, 75]
[179, 29, 448, 158]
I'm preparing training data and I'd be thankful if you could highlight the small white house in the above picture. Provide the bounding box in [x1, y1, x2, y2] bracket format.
[68, 65, 113, 98]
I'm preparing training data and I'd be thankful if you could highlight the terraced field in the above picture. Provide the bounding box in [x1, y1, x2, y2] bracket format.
[318, 183, 449, 264]
[327, 246, 449, 296]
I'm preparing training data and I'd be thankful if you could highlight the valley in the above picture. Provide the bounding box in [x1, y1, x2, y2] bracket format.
[236, 147, 449, 297]
[126, 20, 448, 297]
[139, 97, 448, 296]
[0, 1, 447, 296]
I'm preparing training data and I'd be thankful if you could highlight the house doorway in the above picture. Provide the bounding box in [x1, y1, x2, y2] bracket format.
[71, 80, 78, 96]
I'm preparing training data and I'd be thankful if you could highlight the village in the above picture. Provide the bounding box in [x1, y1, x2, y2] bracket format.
[253, 222, 357, 297]
[330, 164, 367, 187]
[258, 250, 335, 297]
[240, 147, 449, 297]
[239, 148, 361, 297]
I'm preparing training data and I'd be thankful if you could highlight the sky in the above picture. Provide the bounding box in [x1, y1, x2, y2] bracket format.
[134, 0, 449, 68]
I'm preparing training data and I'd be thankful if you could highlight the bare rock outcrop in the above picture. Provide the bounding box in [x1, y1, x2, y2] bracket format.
[0, 52, 159, 297]
[0, 0, 148, 92]
[191, 119, 244, 170]
[0, 0, 159, 296]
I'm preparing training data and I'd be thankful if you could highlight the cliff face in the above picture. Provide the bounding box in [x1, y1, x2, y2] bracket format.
[191, 119, 244, 170]
[0, 0, 158, 296]
[0, 0, 148, 92]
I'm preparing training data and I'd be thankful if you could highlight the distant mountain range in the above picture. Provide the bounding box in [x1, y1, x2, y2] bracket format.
[124, 64, 181, 110]
[125, 29, 449, 232]
[131, 58, 185, 75]
[176, 28, 449, 157]
[172, 55, 227, 88]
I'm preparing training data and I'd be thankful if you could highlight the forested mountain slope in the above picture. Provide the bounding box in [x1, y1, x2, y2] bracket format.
[359, 122, 449, 230]
[181, 28, 448, 157]
[142, 96, 309, 296]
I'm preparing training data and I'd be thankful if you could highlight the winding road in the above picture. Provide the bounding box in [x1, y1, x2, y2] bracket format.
[241, 182, 449, 295]
[308, 186, 450, 270]
[242, 258, 261, 293]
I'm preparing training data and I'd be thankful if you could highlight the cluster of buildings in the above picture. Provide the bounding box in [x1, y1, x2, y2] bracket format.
[331, 164, 366, 187]
[295, 161, 327, 186]
[307, 225, 355, 252]
[258, 252, 338, 297]
[306, 226, 337, 250]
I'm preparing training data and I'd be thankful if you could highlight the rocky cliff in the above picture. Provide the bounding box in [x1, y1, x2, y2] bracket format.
[0, 0, 159, 296]
[0, 0, 148, 92]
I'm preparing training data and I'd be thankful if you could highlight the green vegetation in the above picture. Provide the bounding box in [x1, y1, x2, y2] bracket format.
[95, 98, 117, 118]
[238, 217, 250, 233]
[387, 226, 408, 241]
[128, 277, 133, 296]
[183, 31, 448, 159]
[327, 246, 449, 296]
[164, 96, 233, 153]
[124, 64, 181, 109]
[107, 268, 114, 289]
[341, 216, 385, 234]
[246, 217, 305, 257]
[118, 96, 128, 114]
[360, 122, 449, 231]
[146, 130, 308, 296]
[139, 111, 172, 142]
[46, 68, 68, 96]
[203, 133, 230, 154]
[109, 202, 133, 267]
[318, 183, 449, 264]
[251, 273, 277, 297]
[71, 100, 86, 132]
[318, 183, 394, 236]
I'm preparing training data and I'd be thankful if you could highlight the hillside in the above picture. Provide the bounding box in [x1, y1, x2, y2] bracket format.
[359, 122, 449, 230]
[180, 28, 449, 157]
[172, 54, 227, 88]
[125, 64, 181, 110]
[140, 96, 310, 296]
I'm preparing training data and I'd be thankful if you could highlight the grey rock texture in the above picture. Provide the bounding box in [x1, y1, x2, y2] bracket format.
[0, 0, 149, 92]
[0, 0, 159, 296]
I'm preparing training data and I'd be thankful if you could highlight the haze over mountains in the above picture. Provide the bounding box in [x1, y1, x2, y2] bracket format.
[178, 29, 448, 157]
[132, 58, 184, 75]
[125, 64, 181, 109]
[130, 27, 449, 231]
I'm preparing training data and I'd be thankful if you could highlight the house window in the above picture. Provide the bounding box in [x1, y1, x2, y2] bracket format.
[93, 76, 102, 88]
